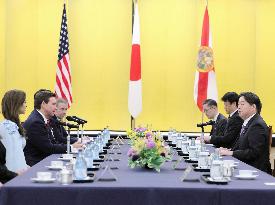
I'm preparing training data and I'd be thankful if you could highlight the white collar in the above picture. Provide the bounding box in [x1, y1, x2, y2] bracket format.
[229, 109, 238, 117]
[36, 109, 48, 124]
[243, 113, 256, 127]
[213, 113, 219, 122]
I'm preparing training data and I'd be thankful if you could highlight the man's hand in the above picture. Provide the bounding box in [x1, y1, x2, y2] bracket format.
[218, 147, 233, 156]
[72, 141, 84, 149]
[16, 168, 28, 175]
[203, 135, 211, 143]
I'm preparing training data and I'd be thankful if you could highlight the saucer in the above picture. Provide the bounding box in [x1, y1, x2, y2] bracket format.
[235, 175, 258, 180]
[208, 177, 230, 183]
[185, 158, 198, 163]
[87, 164, 100, 171]
[201, 174, 229, 184]
[45, 166, 64, 170]
[58, 157, 73, 161]
[31, 177, 56, 183]
[73, 176, 94, 183]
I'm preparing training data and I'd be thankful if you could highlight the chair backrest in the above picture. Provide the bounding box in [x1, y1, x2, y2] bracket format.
[268, 126, 275, 176]
[268, 126, 273, 153]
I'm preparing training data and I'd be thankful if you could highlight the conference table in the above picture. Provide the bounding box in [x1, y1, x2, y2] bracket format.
[1, 139, 275, 205]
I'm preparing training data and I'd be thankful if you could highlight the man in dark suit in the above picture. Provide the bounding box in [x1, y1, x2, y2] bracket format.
[219, 92, 271, 174]
[50, 98, 78, 144]
[202, 99, 227, 137]
[23, 90, 82, 166]
[204, 92, 243, 148]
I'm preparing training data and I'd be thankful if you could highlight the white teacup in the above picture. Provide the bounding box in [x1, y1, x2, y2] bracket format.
[239, 170, 253, 177]
[37, 172, 52, 180]
[51, 161, 63, 168]
[62, 154, 73, 159]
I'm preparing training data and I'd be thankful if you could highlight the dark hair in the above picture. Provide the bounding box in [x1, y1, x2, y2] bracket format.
[1, 90, 26, 136]
[239, 92, 262, 114]
[33, 89, 52, 99]
[221, 92, 239, 105]
[34, 90, 56, 110]
[203, 99, 217, 107]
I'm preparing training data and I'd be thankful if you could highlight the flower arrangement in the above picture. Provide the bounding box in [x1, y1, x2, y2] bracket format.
[127, 126, 170, 172]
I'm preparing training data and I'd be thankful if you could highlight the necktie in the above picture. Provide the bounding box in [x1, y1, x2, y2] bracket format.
[233, 124, 246, 150]
[46, 119, 56, 142]
[240, 124, 246, 137]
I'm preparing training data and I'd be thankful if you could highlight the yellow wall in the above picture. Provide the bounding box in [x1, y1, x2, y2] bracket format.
[0, 0, 274, 131]
[0, 0, 5, 99]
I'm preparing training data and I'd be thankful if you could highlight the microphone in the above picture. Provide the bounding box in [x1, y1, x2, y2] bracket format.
[66, 116, 87, 125]
[66, 116, 76, 122]
[56, 120, 79, 129]
[66, 116, 83, 125]
[72, 116, 87, 124]
[196, 120, 215, 128]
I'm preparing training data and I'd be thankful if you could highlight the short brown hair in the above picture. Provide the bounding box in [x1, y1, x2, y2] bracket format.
[1, 89, 26, 136]
[34, 90, 56, 110]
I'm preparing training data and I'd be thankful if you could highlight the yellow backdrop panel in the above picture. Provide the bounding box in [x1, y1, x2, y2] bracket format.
[0, 0, 5, 99]
[0, 0, 274, 131]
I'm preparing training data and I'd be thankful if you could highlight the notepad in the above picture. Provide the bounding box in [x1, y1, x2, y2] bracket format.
[264, 182, 275, 186]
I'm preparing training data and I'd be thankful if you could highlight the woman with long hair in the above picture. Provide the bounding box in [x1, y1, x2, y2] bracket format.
[0, 89, 29, 174]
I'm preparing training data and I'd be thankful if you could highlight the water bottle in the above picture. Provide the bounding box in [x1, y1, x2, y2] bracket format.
[84, 142, 94, 168]
[93, 139, 100, 160]
[182, 134, 187, 141]
[168, 128, 173, 141]
[103, 130, 108, 144]
[102, 129, 107, 144]
[190, 138, 196, 146]
[98, 136, 104, 152]
[74, 149, 87, 180]
[106, 127, 110, 141]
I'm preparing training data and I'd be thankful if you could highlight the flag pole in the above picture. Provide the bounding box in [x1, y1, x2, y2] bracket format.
[131, 116, 135, 130]
[129, 0, 141, 129]
[130, 0, 135, 130]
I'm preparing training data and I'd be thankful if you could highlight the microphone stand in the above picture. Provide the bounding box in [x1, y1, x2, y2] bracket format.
[81, 124, 84, 143]
[67, 127, 71, 154]
[199, 125, 206, 151]
[77, 125, 80, 142]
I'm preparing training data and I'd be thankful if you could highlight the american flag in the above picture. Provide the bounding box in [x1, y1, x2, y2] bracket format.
[55, 4, 73, 107]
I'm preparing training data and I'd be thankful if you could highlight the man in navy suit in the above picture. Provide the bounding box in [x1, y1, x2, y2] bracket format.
[23, 90, 82, 166]
[204, 92, 243, 149]
[50, 98, 78, 144]
[219, 92, 271, 174]
[202, 99, 227, 137]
